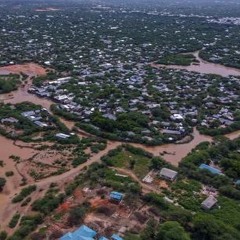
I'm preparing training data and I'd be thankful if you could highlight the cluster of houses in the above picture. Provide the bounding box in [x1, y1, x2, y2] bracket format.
[1, 2, 239, 143]
[60, 191, 124, 240]
[201, 107, 235, 128]
[0, 107, 74, 141]
[27, 59, 239, 143]
[145, 166, 221, 210]
[208, 17, 240, 26]
[21, 109, 51, 128]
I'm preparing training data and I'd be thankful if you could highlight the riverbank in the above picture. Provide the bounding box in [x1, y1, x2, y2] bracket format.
[151, 51, 240, 77]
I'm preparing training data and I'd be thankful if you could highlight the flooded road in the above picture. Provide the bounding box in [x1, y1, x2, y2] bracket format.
[152, 51, 240, 77]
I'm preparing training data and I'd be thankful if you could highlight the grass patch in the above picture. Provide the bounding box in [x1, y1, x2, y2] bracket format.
[12, 185, 37, 203]
[211, 196, 240, 228]
[8, 213, 21, 228]
[103, 149, 151, 178]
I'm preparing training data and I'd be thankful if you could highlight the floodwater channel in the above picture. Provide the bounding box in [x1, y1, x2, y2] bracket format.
[152, 51, 240, 77]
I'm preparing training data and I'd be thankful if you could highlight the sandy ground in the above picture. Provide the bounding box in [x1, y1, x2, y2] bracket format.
[0, 140, 121, 231]
[0, 63, 47, 76]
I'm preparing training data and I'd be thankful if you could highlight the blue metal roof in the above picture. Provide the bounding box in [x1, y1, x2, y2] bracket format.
[110, 191, 123, 201]
[60, 233, 73, 240]
[60, 225, 96, 240]
[111, 234, 123, 240]
[79, 237, 95, 240]
[236, 180, 240, 185]
[199, 164, 222, 175]
[99, 237, 109, 240]
[73, 225, 97, 238]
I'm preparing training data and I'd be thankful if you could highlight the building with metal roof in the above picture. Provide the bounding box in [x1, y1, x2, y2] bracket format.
[159, 168, 178, 181]
[111, 234, 123, 240]
[199, 164, 222, 175]
[201, 195, 218, 210]
[99, 237, 109, 240]
[110, 191, 124, 202]
[60, 225, 97, 240]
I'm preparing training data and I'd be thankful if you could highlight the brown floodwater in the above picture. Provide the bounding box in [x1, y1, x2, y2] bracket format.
[0, 83, 52, 110]
[152, 51, 240, 77]
[0, 70, 12, 75]
[132, 128, 213, 166]
[0, 63, 239, 167]
[0, 135, 37, 198]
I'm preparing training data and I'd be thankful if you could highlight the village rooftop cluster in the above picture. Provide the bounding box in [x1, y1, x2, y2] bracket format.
[1, 1, 240, 70]
[29, 64, 240, 143]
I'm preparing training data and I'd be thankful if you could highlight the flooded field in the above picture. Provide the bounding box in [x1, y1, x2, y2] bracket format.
[152, 51, 240, 77]
[0, 135, 38, 216]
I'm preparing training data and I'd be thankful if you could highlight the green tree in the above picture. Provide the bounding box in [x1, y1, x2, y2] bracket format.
[156, 221, 190, 240]
[192, 214, 240, 240]
[0, 177, 6, 191]
[0, 231, 7, 240]
[68, 206, 86, 226]
[140, 219, 158, 240]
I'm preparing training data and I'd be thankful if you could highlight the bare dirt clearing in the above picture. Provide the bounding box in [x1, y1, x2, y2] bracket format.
[0, 63, 47, 76]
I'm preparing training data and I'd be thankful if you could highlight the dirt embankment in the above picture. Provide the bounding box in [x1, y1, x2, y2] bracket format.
[0, 63, 47, 76]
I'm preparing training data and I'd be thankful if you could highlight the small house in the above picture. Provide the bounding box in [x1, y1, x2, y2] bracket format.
[34, 121, 48, 128]
[1, 117, 19, 124]
[162, 129, 182, 135]
[199, 164, 222, 175]
[109, 191, 124, 202]
[55, 133, 71, 139]
[159, 168, 178, 181]
[201, 195, 218, 210]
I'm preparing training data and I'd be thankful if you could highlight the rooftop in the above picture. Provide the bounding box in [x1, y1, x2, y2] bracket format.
[199, 164, 222, 175]
[110, 191, 124, 201]
[60, 225, 97, 240]
[111, 234, 123, 240]
[201, 195, 218, 210]
[159, 168, 178, 181]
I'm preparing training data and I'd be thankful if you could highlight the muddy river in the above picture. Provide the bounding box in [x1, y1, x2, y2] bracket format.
[152, 51, 240, 77]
